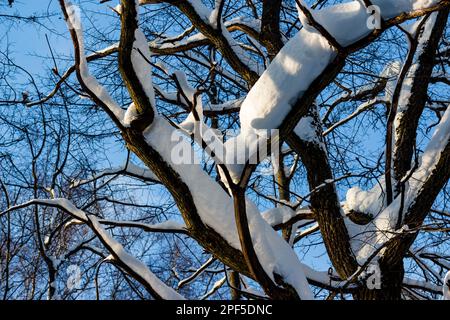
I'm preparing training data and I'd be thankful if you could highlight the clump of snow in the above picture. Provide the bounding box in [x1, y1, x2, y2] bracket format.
[295, 116, 317, 142]
[370, 0, 413, 19]
[124, 102, 139, 126]
[294, 105, 324, 147]
[367, 0, 440, 20]
[345, 183, 385, 217]
[262, 206, 296, 226]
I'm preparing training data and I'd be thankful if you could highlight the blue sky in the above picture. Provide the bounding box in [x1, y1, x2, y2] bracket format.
[1, 1, 69, 75]
[1, 1, 118, 79]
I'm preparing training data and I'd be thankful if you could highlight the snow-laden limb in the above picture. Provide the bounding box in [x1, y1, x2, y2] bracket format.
[88, 216, 184, 299]
[57, 0, 450, 300]
[128, 27, 154, 111]
[63, 1, 125, 124]
[372, 0, 441, 18]
[151, 32, 209, 53]
[118, 0, 156, 130]
[413, 248, 450, 269]
[0, 198, 88, 222]
[204, 98, 243, 116]
[1, 197, 184, 300]
[200, 276, 226, 300]
[323, 98, 385, 136]
[402, 277, 443, 295]
[144, 117, 313, 299]
[295, 223, 320, 239]
[239, 25, 335, 136]
[177, 257, 215, 289]
[392, 11, 447, 184]
[296, 0, 372, 46]
[98, 219, 187, 235]
[71, 161, 159, 188]
[443, 271, 450, 300]
[347, 104, 450, 263]
[302, 261, 443, 294]
[60, 0, 313, 300]
[155, 0, 260, 83]
[409, 104, 450, 189]
[261, 206, 297, 227]
[124, 29, 155, 126]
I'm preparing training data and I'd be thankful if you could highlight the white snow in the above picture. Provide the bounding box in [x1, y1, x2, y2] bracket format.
[100, 219, 186, 232]
[262, 206, 297, 226]
[367, 0, 440, 19]
[130, 27, 156, 108]
[410, 103, 450, 186]
[43, 198, 88, 221]
[312, 1, 373, 46]
[152, 32, 207, 51]
[65, 2, 125, 123]
[89, 216, 184, 299]
[205, 98, 244, 113]
[345, 183, 385, 218]
[124, 102, 139, 126]
[294, 106, 324, 147]
[59, 0, 449, 299]
[144, 220, 186, 231]
[239, 0, 442, 137]
[239, 28, 335, 136]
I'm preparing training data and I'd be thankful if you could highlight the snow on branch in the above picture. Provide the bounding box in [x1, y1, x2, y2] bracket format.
[98, 219, 188, 235]
[61, 0, 125, 125]
[88, 216, 184, 299]
[119, 0, 156, 130]
[70, 161, 159, 188]
[0, 198, 184, 300]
